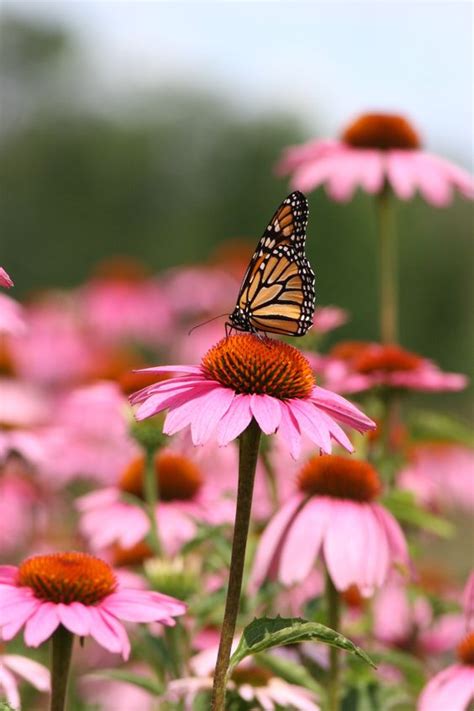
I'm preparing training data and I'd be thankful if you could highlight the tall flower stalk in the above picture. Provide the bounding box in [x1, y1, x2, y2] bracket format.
[326, 572, 342, 711]
[211, 418, 262, 711]
[376, 186, 398, 344]
[49, 626, 74, 711]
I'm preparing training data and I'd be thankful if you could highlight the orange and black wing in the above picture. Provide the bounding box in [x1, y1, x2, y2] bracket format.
[230, 191, 315, 336]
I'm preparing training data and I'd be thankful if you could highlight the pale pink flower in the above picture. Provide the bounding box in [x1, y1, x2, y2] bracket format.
[80, 664, 155, 711]
[250, 455, 408, 596]
[277, 113, 474, 206]
[398, 442, 474, 512]
[79, 263, 172, 347]
[0, 293, 25, 336]
[313, 305, 348, 334]
[0, 552, 186, 660]
[130, 334, 375, 459]
[164, 639, 320, 710]
[0, 378, 50, 429]
[0, 652, 50, 709]
[77, 439, 237, 555]
[320, 341, 467, 394]
[418, 652, 474, 711]
[0, 457, 42, 556]
[161, 265, 238, 321]
[39, 381, 140, 487]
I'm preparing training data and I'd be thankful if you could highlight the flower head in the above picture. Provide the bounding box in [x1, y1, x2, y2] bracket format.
[0, 651, 50, 709]
[418, 631, 474, 711]
[277, 112, 474, 206]
[130, 334, 375, 458]
[320, 341, 467, 394]
[250, 455, 408, 596]
[0, 552, 186, 659]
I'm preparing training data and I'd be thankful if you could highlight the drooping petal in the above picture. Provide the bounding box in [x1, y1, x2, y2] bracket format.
[162, 385, 221, 437]
[57, 602, 92, 636]
[289, 399, 332, 453]
[87, 606, 128, 657]
[413, 154, 453, 207]
[216, 394, 253, 446]
[386, 151, 418, 201]
[311, 386, 375, 432]
[279, 498, 330, 586]
[0, 665, 20, 708]
[418, 664, 474, 711]
[250, 394, 282, 435]
[2, 654, 50, 691]
[277, 402, 302, 459]
[316, 410, 354, 453]
[24, 602, 60, 647]
[372, 504, 409, 566]
[190, 387, 235, 445]
[249, 494, 305, 593]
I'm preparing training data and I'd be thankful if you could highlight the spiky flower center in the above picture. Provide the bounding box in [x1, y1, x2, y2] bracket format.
[201, 334, 315, 399]
[342, 113, 421, 150]
[298, 454, 381, 502]
[231, 665, 273, 687]
[331, 342, 422, 374]
[457, 631, 474, 665]
[342, 584, 366, 608]
[119, 451, 203, 502]
[112, 541, 153, 567]
[17, 552, 117, 605]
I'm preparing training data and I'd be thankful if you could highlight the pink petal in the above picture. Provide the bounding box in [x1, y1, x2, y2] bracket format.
[0, 267, 13, 288]
[24, 602, 60, 647]
[57, 602, 92, 636]
[134, 365, 202, 375]
[317, 410, 354, 453]
[386, 151, 418, 201]
[216, 394, 253, 445]
[0, 566, 18, 584]
[291, 153, 349, 196]
[102, 589, 186, 623]
[289, 399, 332, 453]
[2, 654, 50, 691]
[87, 606, 128, 658]
[326, 150, 384, 201]
[135, 382, 213, 420]
[249, 494, 305, 593]
[419, 664, 474, 711]
[250, 394, 282, 435]
[0, 666, 19, 708]
[279, 498, 330, 585]
[413, 154, 453, 207]
[277, 403, 302, 458]
[372, 504, 409, 565]
[191, 387, 235, 445]
[311, 386, 375, 432]
[162, 385, 221, 436]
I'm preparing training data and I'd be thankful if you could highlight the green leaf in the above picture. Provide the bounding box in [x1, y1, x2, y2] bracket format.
[254, 652, 324, 694]
[383, 489, 454, 538]
[87, 669, 164, 696]
[409, 410, 474, 447]
[0, 702, 16, 711]
[229, 616, 375, 676]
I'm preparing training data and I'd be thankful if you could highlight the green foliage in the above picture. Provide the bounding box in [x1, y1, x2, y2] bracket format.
[409, 409, 474, 446]
[383, 489, 455, 537]
[229, 616, 375, 676]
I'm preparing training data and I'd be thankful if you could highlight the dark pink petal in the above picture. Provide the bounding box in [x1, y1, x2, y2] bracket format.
[311, 386, 375, 432]
[57, 602, 92, 636]
[0, 566, 18, 584]
[133, 365, 202, 375]
[289, 399, 332, 453]
[99, 609, 131, 660]
[163, 385, 221, 436]
[0, 597, 41, 639]
[191, 387, 235, 445]
[130, 375, 206, 405]
[279, 498, 330, 585]
[135, 382, 213, 420]
[87, 606, 128, 657]
[0, 267, 13, 288]
[24, 602, 60, 647]
[216, 394, 253, 446]
[316, 410, 354, 453]
[249, 494, 305, 593]
[277, 403, 302, 459]
[102, 589, 186, 623]
[250, 395, 282, 435]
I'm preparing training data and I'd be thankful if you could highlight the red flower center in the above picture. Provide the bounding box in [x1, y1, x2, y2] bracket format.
[201, 334, 315, 399]
[341, 113, 421, 150]
[119, 451, 203, 502]
[298, 454, 381, 502]
[457, 631, 474, 666]
[331, 342, 423, 374]
[17, 552, 117, 605]
[342, 584, 367, 609]
[112, 541, 153, 567]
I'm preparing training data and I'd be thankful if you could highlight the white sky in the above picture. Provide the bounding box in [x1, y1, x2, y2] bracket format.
[5, 0, 474, 168]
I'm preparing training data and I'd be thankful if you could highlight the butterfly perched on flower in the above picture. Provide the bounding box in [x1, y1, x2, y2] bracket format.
[228, 191, 315, 337]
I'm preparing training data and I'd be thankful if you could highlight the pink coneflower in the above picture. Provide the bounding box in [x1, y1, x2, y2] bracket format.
[0, 650, 50, 709]
[398, 442, 474, 512]
[277, 112, 474, 206]
[0, 552, 186, 659]
[78, 442, 236, 555]
[250, 455, 408, 596]
[0, 268, 13, 288]
[320, 341, 467, 394]
[418, 632, 474, 711]
[40, 381, 140, 487]
[130, 334, 375, 458]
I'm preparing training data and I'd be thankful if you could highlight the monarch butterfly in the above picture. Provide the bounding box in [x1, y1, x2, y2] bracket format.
[228, 191, 315, 337]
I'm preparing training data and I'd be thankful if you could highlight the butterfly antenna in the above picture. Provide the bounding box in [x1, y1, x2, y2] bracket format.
[188, 313, 229, 336]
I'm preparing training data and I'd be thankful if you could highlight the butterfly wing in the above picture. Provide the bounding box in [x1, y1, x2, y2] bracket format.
[231, 191, 315, 336]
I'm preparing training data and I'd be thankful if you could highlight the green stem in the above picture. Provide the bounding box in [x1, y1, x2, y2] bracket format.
[376, 188, 398, 344]
[144, 448, 162, 556]
[211, 419, 262, 711]
[49, 625, 74, 711]
[326, 571, 341, 711]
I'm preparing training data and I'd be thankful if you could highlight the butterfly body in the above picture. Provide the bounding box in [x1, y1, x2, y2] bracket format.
[228, 191, 315, 337]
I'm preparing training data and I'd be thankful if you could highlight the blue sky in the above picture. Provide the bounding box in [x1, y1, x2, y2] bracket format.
[8, 1, 474, 167]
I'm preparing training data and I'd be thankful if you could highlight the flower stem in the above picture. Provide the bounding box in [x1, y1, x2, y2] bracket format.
[326, 571, 341, 711]
[49, 625, 74, 711]
[144, 448, 162, 556]
[211, 418, 262, 711]
[376, 187, 398, 344]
